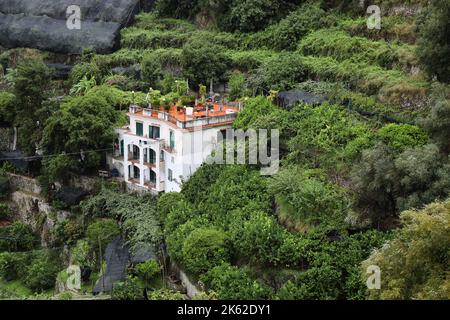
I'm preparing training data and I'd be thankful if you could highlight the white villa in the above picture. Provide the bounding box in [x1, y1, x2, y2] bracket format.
[109, 101, 240, 193]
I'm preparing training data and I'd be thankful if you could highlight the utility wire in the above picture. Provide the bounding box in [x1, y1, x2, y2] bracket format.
[0, 148, 113, 162]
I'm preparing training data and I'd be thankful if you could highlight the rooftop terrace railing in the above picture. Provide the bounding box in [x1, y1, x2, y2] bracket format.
[129, 105, 238, 129]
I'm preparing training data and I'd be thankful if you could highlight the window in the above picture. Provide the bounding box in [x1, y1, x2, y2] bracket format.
[150, 170, 156, 184]
[149, 149, 156, 164]
[132, 145, 140, 160]
[160, 150, 165, 162]
[168, 169, 173, 182]
[136, 122, 143, 136]
[169, 130, 175, 149]
[149, 125, 160, 139]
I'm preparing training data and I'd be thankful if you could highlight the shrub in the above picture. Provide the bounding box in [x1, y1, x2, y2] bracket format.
[68, 62, 102, 87]
[53, 219, 83, 246]
[166, 218, 202, 265]
[181, 39, 231, 86]
[58, 292, 73, 300]
[299, 29, 417, 69]
[200, 263, 273, 300]
[0, 222, 36, 252]
[378, 124, 428, 153]
[164, 199, 196, 235]
[136, 260, 160, 287]
[147, 288, 183, 300]
[233, 96, 277, 130]
[276, 265, 342, 300]
[157, 192, 186, 226]
[112, 276, 143, 300]
[71, 240, 94, 269]
[230, 212, 285, 265]
[350, 142, 398, 221]
[224, 0, 282, 33]
[141, 53, 163, 87]
[287, 103, 371, 168]
[180, 164, 223, 205]
[269, 167, 349, 234]
[24, 253, 61, 292]
[253, 53, 306, 91]
[253, 3, 331, 51]
[181, 228, 230, 276]
[0, 251, 32, 281]
[394, 144, 450, 212]
[198, 166, 271, 228]
[351, 142, 450, 221]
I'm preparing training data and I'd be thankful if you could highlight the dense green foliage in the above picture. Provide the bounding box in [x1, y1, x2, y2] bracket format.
[0, 222, 36, 252]
[351, 143, 450, 222]
[200, 263, 273, 300]
[24, 253, 61, 292]
[416, 0, 450, 82]
[111, 276, 143, 300]
[136, 260, 160, 288]
[181, 228, 230, 275]
[181, 39, 231, 86]
[80, 187, 162, 251]
[269, 167, 349, 233]
[86, 219, 121, 253]
[363, 199, 450, 299]
[0, 250, 61, 293]
[1, 0, 449, 300]
[41, 89, 121, 183]
[5, 59, 53, 154]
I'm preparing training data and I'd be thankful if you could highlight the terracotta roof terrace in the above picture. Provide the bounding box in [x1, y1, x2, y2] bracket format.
[128, 103, 240, 130]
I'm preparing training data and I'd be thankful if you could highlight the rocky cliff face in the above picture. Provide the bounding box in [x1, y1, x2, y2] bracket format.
[7, 173, 72, 247]
[0, 0, 144, 54]
[10, 190, 72, 247]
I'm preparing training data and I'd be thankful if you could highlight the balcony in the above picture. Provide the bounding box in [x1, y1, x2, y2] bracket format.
[162, 142, 175, 154]
[112, 150, 124, 162]
[144, 182, 156, 190]
[144, 160, 156, 168]
[128, 153, 140, 165]
[128, 103, 239, 130]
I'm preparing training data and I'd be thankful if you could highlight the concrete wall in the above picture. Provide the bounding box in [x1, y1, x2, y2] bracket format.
[171, 262, 200, 299]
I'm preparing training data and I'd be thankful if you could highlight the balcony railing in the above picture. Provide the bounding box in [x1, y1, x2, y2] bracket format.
[129, 105, 238, 129]
[179, 113, 237, 129]
[145, 182, 157, 190]
[161, 141, 175, 154]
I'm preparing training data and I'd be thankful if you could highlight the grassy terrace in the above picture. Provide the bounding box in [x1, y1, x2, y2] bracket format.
[91, 10, 431, 121]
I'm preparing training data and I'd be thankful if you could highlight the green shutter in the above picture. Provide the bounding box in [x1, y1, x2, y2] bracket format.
[136, 122, 143, 136]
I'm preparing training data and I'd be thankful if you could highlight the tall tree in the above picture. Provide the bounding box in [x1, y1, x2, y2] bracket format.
[41, 91, 119, 182]
[416, 0, 450, 82]
[8, 59, 53, 154]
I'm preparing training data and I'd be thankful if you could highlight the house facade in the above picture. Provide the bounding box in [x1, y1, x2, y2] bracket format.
[110, 102, 239, 193]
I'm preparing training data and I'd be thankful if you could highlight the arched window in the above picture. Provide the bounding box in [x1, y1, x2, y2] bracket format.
[132, 145, 140, 160]
[149, 149, 157, 164]
[150, 170, 156, 184]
